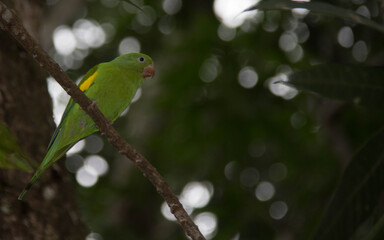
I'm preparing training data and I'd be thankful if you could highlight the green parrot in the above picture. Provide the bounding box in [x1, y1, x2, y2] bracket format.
[18, 52, 154, 200]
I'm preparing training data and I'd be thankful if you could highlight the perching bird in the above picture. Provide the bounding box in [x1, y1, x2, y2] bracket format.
[18, 52, 154, 200]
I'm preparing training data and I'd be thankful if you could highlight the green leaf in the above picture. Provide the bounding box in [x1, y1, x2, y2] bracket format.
[246, 0, 384, 34]
[314, 128, 384, 240]
[283, 65, 384, 107]
[363, 213, 384, 240]
[0, 122, 34, 172]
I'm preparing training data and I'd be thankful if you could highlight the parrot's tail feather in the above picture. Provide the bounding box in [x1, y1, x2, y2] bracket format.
[18, 182, 33, 200]
[17, 168, 42, 200]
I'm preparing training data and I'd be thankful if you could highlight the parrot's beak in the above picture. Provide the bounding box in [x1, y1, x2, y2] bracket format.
[142, 64, 155, 79]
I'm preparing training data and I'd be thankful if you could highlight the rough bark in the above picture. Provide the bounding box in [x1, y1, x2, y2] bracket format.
[0, 1, 88, 239]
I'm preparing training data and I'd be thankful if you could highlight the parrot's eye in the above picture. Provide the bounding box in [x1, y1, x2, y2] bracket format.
[138, 57, 145, 63]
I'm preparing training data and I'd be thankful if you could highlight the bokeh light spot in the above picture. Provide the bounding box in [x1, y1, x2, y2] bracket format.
[232, 233, 240, 240]
[161, 200, 193, 221]
[101, 22, 116, 43]
[121, 106, 130, 117]
[158, 15, 176, 35]
[217, 24, 236, 41]
[76, 166, 98, 187]
[52, 19, 107, 69]
[43, 186, 55, 200]
[263, 20, 278, 32]
[86, 232, 104, 240]
[65, 154, 84, 173]
[352, 40, 368, 62]
[267, 74, 298, 100]
[131, 88, 142, 103]
[84, 155, 109, 176]
[224, 161, 238, 180]
[161, 202, 176, 221]
[279, 32, 298, 52]
[296, 22, 310, 43]
[337, 26, 354, 48]
[73, 19, 106, 49]
[118, 37, 141, 55]
[136, 6, 157, 26]
[47, 76, 70, 125]
[213, 0, 259, 28]
[67, 139, 86, 156]
[238, 66, 258, 89]
[180, 181, 212, 209]
[194, 212, 218, 239]
[255, 181, 275, 201]
[248, 142, 266, 158]
[286, 45, 304, 63]
[291, 0, 310, 16]
[53, 26, 76, 55]
[85, 135, 104, 154]
[162, 0, 182, 15]
[199, 56, 221, 83]
[356, 5, 370, 19]
[269, 201, 288, 220]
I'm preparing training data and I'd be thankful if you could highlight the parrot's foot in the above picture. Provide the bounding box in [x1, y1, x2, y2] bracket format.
[87, 101, 114, 135]
[80, 101, 97, 111]
[88, 101, 112, 125]
[87, 101, 98, 111]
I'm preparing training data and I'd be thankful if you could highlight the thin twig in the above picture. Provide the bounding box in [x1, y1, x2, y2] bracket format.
[0, 2, 205, 240]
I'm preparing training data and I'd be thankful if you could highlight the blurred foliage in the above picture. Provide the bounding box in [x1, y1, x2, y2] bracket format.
[314, 128, 384, 240]
[0, 122, 34, 172]
[43, 0, 384, 239]
[285, 64, 384, 107]
[248, 0, 384, 33]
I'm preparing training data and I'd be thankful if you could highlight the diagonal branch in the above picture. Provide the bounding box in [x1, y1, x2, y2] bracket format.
[0, 2, 205, 240]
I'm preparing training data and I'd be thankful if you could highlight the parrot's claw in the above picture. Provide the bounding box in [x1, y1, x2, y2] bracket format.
[86, 101, 100, 113]
[80, 101, 97, 111]
[88, 101, 98, 109]
[86, 101, 114, 135]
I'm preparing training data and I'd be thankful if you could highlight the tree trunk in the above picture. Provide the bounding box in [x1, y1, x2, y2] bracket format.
[0, 1, 88, 239]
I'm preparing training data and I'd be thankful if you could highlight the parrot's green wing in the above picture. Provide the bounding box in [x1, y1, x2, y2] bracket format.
[47, 65, 99, 150]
